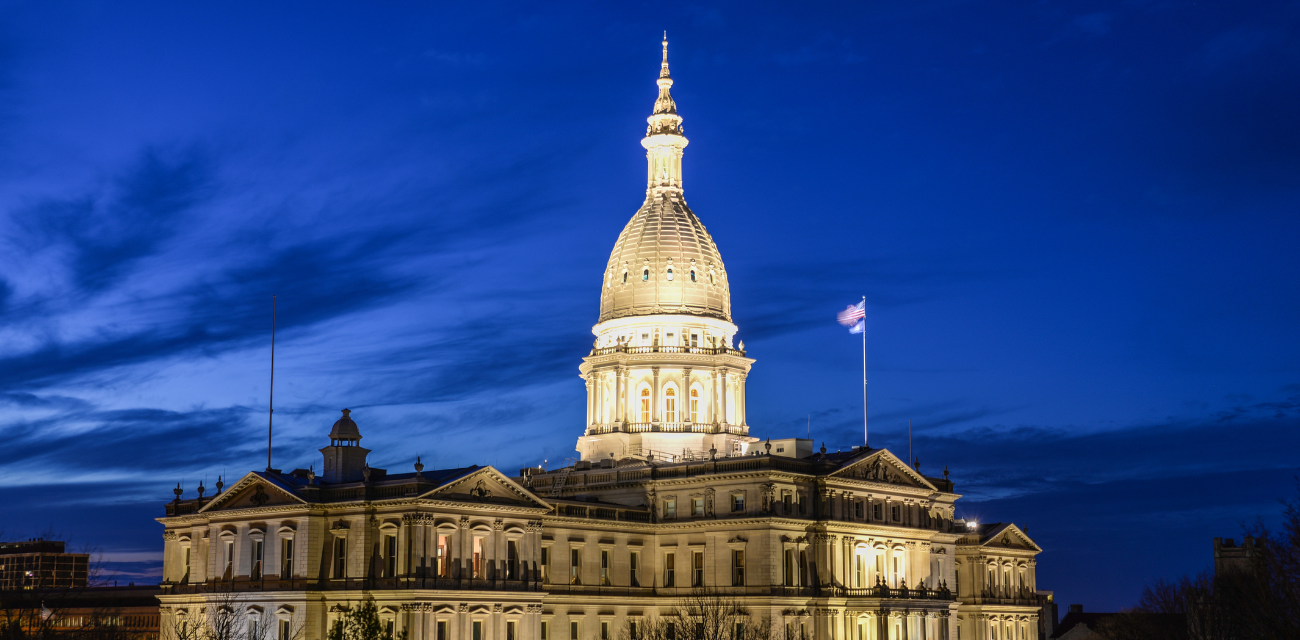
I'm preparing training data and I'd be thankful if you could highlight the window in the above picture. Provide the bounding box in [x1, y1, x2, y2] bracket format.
[182, 547, 191, 583]
[873, 503, 882, 520]
[666, 267, 674, 281]
[601, 622, 610, 640]
[855, 554, 864, 587]
[629, 621, 639, 638]
[690, 269, 696, 282]
[251, 539, 264, 579]
[734, 624, 745, 640]
[783, 549, 795, 586]
[622, 271, 627, 284]
[689, 389, 699, 422]
[385, 621, 395, 640]
[570, 548, 581, 585]
[571, 622, 579, 640]
[439, 622, 449, 640]
[892, 505, 900, 521]
[601, 550, 610, 586]
[437, 535, 449, 577]
[630, 552, 639, 587]
[690, 333, 698, 346]
[731, 494, 745, 513]
[473, 621, 482, 640]
[507, 540, 520, 580]
[280, 538, 293, 580]
[248, 620, 258, 640]
[383, 535, 397, 577]
[692, 551, 704, 587]
[224, 540, 234, 577]
[279, 619, 290, 640]
[664, 387, 676, 422]
[894, 556, 901, 587]
[666, 624, 676, 640]
[472, 537, 484, 578]
[642, 268, 649, 281]
[664, 499, 676, 519]
[639, 388, 651, 422]
[541, 547, 550, 583]
[732, 549, 745, 586]
[333, 538, 346, 578]
[665, 552, 675, 586]
[508, 621, 517, 640]
[855, 501, 864, 519]
[692, 498, 704, 517]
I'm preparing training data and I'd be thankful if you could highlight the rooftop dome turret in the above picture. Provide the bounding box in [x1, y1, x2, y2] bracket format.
[329, 408, 361, 442]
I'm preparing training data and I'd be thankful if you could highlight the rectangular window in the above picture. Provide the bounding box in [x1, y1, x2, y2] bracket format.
[473, 621, 482, 640]
[540, 622, 548, 640]
[873, 503, 882, 520]
[892, 505, 900, 521]
[692, 498, 704, 517]
[507, 540, 519, 580]
[855, 502, 864, 519]
[665, 499, 676, 519]
[690, 333, 698, 347]
[571, 621, 579, 640]
[782, 494, 792, 512]
[731, 494, 745, 513]
[732, 549, 745, 586]
[182, 547, 191, 583]
[783, 549, 794, 586]
[248, 621, 258, 640]
[279, 619, 290, 640]
[665, 552, 675, 587]
[252, 539, 264, 579]
[601, 622, 609, 640]
[224, 540, 234, 577]
[601, 550, 611, 585]
[630, 621, 639, 638]
[630, 552, 639, 587]
[472, 537, 484, 579]
[541, 547, 550, 583]
[333, 538, 346, 578]
[385, 621, 394, 640]
[437, 535, 449, 577]
[692, 551, 704, 587]
[508, 621, 517, 640]
[280, 538, 293, 580]
[384, 535, 397, 577]
[734, 623, 745, 640]
[570, 548, 582, 585]
[438, 622, 448, 640]
[666, 623, 676, 640]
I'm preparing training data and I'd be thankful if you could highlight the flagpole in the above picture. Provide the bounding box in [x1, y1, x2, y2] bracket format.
[862, 295, 868, 448]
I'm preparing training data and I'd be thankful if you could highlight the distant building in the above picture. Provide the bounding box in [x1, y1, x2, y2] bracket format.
[1213, 536, 1258, 574]
[0, 539, 89, 590]
[1034, 590, 1057, 639]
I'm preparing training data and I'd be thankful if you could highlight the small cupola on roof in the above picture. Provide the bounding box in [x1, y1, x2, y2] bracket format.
[597, 35, 731, 323]
[320, 408, 369, 483]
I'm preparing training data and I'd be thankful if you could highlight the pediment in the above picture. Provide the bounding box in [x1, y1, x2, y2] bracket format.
[981, 524, 1041, 552]
[419, 466, 549, 509]
[831, 450, 936, 491]
[200, 473, 305, 512]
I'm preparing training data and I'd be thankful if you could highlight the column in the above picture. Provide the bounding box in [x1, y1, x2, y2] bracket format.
[738, 373, 747, 426]
[720, 369, 729, 425]
[585, 377, 593, 426]
[683, 368, 692, 424]
[616, 368, 625, 423]
[652, 367, 661, 423]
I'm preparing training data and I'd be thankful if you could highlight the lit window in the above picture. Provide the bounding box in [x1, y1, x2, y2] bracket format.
[689, 388, 699, 423]
[665, 552, 675, 585]
[664, 387, 676, 422]
[732, 550, 745, 585]
[472, 537, 483, 578]
[666, 268, 674, 281]
[639, 388, 651, 422]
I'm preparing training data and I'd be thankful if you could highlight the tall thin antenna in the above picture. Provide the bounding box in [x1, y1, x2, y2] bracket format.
[807, 414, 810, 439]
[862, 295, 868, 447]
[267, 295, 276, 472]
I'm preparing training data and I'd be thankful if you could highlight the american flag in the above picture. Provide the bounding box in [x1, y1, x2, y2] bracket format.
[837, 299, 865, 334]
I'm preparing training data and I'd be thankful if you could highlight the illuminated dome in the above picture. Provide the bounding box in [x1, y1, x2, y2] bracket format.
[596, 37, 730, 324]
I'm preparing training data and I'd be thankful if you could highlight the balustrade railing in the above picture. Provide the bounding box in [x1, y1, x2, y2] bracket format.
[587, 422, 746, 436]
[588, 345, 747, 357]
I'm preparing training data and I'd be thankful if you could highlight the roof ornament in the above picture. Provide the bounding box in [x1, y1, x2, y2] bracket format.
[197, 481, 205, 500]
[414, 455, 424, 477]
[820, 442, 827, 455]
[307, 465, 315, 483]
[943, 465, 949, 480]
[215, 476, 224, 494]
[173, 483, 183, 502]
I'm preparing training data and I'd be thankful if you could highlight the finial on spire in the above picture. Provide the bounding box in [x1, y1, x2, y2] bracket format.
[660, 33, 671, 79]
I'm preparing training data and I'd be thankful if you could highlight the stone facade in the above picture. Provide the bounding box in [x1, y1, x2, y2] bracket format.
[156, 37, 1044, 640]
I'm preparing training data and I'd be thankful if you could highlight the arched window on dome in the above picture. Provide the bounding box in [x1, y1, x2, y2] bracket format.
[622, 271, 627, 284]
[639, 387, 651, 423]
[664, 386, 677, 423]
[689, 387, 700, 423]
[643, 268, 649, 282]
[666, 267, 674, 281]
[690, 269, 696, 282]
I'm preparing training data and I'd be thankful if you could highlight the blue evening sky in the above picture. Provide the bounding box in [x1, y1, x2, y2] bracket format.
[0, 1, 1297, 611]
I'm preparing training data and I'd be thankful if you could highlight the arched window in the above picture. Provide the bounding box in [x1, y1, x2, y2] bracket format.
[690, 269, 696, 282]
[622, 271, 627, 284]
[689, 388, 699, 423]
[639, 388, 651, 423]
[666, 268, 674, 281]
[642, 268, 649, 281]
[664, 387, 676, 422]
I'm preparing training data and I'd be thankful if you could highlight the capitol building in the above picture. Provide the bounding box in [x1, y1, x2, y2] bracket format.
[157, 39, 1047, 640]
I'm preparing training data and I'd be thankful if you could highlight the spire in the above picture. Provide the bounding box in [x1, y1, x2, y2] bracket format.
[652, 33, 678, 117]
